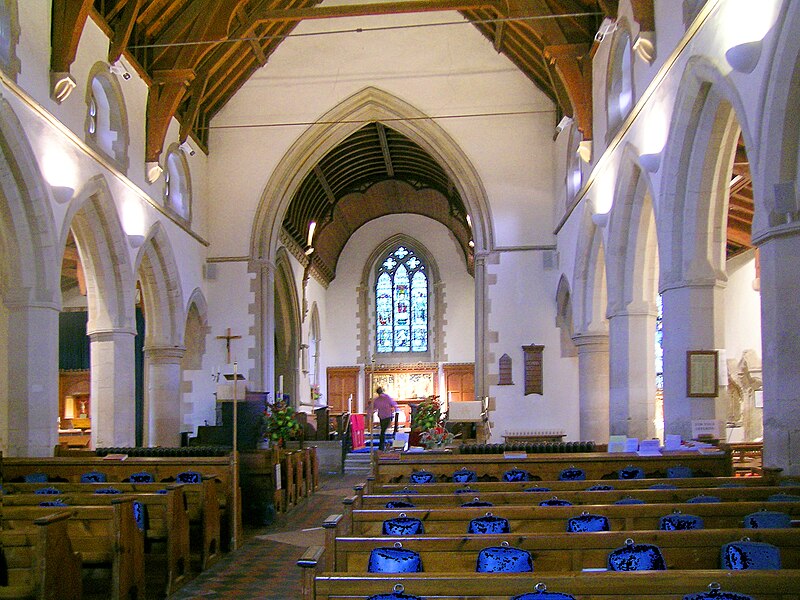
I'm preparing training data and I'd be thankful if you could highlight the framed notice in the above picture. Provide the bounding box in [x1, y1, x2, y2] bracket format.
[686, 350, 718, 397]
[522, 344, 544, 396]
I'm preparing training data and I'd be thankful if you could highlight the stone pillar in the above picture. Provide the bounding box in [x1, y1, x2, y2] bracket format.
[257, 260, 276, 394]
[757, 230, 800, 474]
[660, 280, 727, 440]
[89, 329, 136, 448]
[608, 307, 657, 440]
[572, 333, 610, 444]
[144, 345, 185, 447]
[473, 252, 488, 399]
[6, 303, 60, 456]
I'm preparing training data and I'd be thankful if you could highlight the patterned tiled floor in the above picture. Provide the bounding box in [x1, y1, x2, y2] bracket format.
[168, 473, 365, 599]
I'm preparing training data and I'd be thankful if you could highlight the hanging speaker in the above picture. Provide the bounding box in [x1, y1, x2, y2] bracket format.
[773, 181, 797, 213]
[203, 263, 217, 280]
[542, 250, 559, 271]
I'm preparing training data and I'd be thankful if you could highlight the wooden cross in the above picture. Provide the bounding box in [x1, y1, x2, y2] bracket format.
[216, 327, 241, 364]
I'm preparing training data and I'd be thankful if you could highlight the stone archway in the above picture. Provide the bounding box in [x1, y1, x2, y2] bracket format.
[274, 248, 301, 406]
[249, 87, 493, 397]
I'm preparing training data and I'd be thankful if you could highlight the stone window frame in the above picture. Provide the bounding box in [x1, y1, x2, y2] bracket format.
[605, 21, 635, 144]
[163, 143, 192, 224]
[0, 1, 20, 82]
[565, 123, 583, 208]
[84, 62, 130, 173]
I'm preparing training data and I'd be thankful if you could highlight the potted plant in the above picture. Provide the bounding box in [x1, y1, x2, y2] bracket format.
[419, 424, 455, 449]
[261, 398, 301, 448]
[410, 395, 444, 447]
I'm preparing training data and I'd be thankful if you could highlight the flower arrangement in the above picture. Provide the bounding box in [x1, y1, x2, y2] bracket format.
[261, 398, 301, 445]
[419, 425, 455, 449]
[310, 384, 322, 404]
[411, 395, 442, 431]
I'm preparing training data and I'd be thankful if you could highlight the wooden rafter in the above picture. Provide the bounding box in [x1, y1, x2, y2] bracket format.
[253, 0, 496, 23]
[544, 42, 593, 138]
[107, 0, 144, 64]
[51, 0, 93, 73]
[376, 123, 395, 178]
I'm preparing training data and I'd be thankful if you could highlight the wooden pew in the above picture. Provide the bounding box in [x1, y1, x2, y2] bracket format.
[3, 479, 222, 571]
[357, 485, 799, 508]
[331, 528, 800, 573]
[349, 500, 800, 536]
[371, 451, 733, 488]
[1, 499, 145, 600]
[2, 488, 190, 596]
[307, 570, 800, 600]
[0, 512, 82, 600]
[2, 454, 240, 550]
[370, 474, 796, 495]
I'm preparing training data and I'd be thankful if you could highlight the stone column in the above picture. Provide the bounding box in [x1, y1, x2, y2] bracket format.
[473, 252, 488, 399]
[608, 307, 657, 440]
[89, 328, 136, 448]
[6, 302, 60, 456]
[144, 345, 186, 447]
[572, 332, 610, 444]
[757, 230, 800, 474]
[660, 280, 727, 441]
[257, 260, 276, 394]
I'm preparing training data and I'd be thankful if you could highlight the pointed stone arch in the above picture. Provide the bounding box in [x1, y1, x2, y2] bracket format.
[64, 175, 136, 447]
[250, 87, 490, 394]
[183, 287, 209, 371]
[605, 149, 659, 439]
[274, 247, 301, 405]
[308, 302, 321, 388]
[572, 205, 608, 336]
[555, 275, 576, 358]
[0, 96, 60, 455]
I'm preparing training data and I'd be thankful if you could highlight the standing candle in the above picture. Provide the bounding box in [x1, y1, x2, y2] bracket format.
[278, 375, 284, 399]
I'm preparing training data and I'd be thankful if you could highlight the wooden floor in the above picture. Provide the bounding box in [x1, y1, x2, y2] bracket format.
[168, 472, 364, 600]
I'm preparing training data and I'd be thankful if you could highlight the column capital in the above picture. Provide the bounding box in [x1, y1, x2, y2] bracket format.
[143, 345, 186, 362]
[87, 327, 137, 342]
[752, 220, 800, 246]
[571, 332, 609, 350]
[659, 277, 726, 295]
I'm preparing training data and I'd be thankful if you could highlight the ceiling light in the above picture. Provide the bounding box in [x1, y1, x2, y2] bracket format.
[109, 61, 131, 80]
[50, 72, 76, 104]
[307, 221, 317, 247]
[304, 247, 315, 256]
[179, 140, 195, 156]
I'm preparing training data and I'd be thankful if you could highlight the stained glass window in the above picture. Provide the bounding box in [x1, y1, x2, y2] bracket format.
[655, 293, 663, 391]
[376, 246, 428, 353]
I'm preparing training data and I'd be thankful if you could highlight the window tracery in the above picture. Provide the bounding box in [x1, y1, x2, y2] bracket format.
[376, 245, 428, 353]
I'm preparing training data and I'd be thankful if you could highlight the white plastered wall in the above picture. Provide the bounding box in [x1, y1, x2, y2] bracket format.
[724, 251, 762, 362]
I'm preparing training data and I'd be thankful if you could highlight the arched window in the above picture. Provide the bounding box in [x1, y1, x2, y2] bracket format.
[376, 245, 428, 353]
[565, 124, 583, 206]
[0, 1, 20, 81]
[84, 64, 130, 171]
[606, 25, 634, 141]
[164, 145, 192, 222]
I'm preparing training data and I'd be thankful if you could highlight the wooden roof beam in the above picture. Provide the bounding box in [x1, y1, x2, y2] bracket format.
[50, 0, 93, 102]
[544, 42, 593, 139]
[253, 0, 496, 24]
[376, 123, 395, 178]
[107, 0, 143, 65]
[146, 69, 195, 164]
[313, 166, 338, 206]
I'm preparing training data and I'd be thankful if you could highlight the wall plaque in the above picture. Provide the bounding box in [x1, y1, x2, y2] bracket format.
[522, 344, 544, 396]
[498, 353, 513, 385]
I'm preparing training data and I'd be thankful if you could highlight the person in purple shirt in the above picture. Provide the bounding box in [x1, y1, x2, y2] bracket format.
[372, 386, 399, 450]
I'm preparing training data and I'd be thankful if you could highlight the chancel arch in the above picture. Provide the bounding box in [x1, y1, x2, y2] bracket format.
[0, 97, 59, 456]
[571, 205, 609, 443]
[64, 175, 136, 449]
[659, 57, 750, 441]
[606, 151, 659, 440]
[250, 87, 490, 396]
[135, 222, 185, 446]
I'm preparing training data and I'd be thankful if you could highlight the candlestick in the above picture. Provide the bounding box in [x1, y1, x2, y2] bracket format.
[278, 375, 284, 399]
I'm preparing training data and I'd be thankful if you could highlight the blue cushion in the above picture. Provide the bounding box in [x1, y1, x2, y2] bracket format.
[452, 469, 477, 483]
[614, 497, 645, 505]
[468, 514, 510, 534]
[659, 513, 704, 530]
[24, 473, 47, 483]
[503, 468, 532, 482]
[95, 487, 122, 495]
[132, 501, 147, 531]
[684, 591, 752, 600]
[409, 471, 435, 484]
[539, 497, 572, 507]
[649, 483, 678, 490]
[567, 513, 610, 532]
[686, 495, 721, 504]
[39, 499, 67, 507]
[513, 583, 576, 600]
[382, 516, 425, 535]
[523, 486, 552, 493]
[461, 499, 493, 507]
[176, 471, 202, 484]
[128, 472, 155, 483]
[721, 540, 781, 570]
[666, 466, 693, 479]
[80, 471, 107, 483]
[386, 501, 416, 509]
[607, 540, 666, 571]
[586, 484, 614, 491]
[34, 487, 61, 495]
[368, 589, 422, 600]
[454, 487, 478, 494]
[768, 493, 800, 502]
[368, 545, 422, 573]
[617, 466, 645, 480]
[476, 544, 533, 572]
[718, 483, 746, 488]
[558, 468, 585, 481]
[779, 480, 800, 487]
[744, 510, 792, 529]
[393, 488, 419, 494]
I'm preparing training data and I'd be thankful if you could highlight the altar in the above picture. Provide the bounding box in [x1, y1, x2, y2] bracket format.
[367, 363, 438, 423]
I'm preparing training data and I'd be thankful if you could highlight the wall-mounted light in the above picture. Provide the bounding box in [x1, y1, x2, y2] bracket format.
[51, 185, 74, 204]
[577, 141, 592, 164]
[50, 72, 76, 104]
[591, 212, 609, 228]
[307, 221, 317, 247]
[726, 40, 763, 74]
[145, 161, 163, 183]
[109, 61, 131, 81]
[633, 32, 656, 64]
[128, 234, 146, 248]
[468, 240, 475, 248]
[639, 152, 662, 173]
[594, 18, 617, 42]
[555, 115, 573, 136]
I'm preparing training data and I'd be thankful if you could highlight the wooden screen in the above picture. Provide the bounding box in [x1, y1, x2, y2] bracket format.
[443, 363, 475, 402]
[326, 366, 359, 413]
